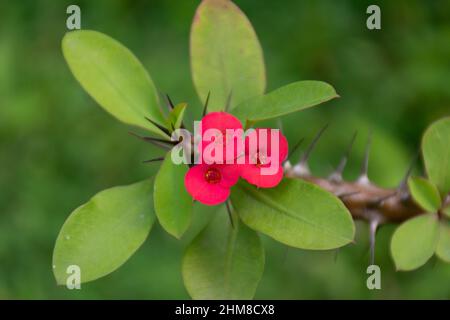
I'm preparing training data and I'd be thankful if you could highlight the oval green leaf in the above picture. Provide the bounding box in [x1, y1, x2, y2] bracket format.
[390, 213, 439, 271]
[62, 30, 168, 137]
[436, 222, 450, 263]
[231, 80, 338, 123]
[407, 176, 441, 213]
[191, 0, 266, 111]
[182, 210, 264, 299]
[53, 179, 155, 285]
[422, 117, 450, 195]
[230, 178, 355, 250]
[154, 153, 192, 239]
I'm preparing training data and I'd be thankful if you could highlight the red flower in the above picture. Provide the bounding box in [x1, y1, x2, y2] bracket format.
[185, 112, 289, 205]
[240, 128, 288, 188]
[198, 112, 244, 164]
[184, 164, 240, 205]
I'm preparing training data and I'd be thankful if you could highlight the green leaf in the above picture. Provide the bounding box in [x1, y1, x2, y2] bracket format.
[436, 222, 450, 263]
[422, 117, 450, 195]
[62, 30, 168, 137]
[166, 103, 187, 132]
[407, 176, 441, 212]
[191, 0, 265, 111]
[230, 178, 355, 250]
[390, 213, 439, 271]
[182, 210, 264, 299]
[53, 179, 155, 285]
[231, 81, 338, 123]
[154, 153, 192, 238]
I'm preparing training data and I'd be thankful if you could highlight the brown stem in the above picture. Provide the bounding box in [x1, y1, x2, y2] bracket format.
[284, 168, 450, 224]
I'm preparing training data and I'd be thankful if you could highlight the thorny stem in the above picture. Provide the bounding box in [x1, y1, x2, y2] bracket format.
[285, 127, 450, 224]
[286, 171, 420, 222]
[285, 167, 450, 224]
[286, 167, 450, 265]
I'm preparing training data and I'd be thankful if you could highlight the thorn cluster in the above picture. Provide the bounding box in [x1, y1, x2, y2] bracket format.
[285, 126, 426, 224]
[283, 126, 435, 264]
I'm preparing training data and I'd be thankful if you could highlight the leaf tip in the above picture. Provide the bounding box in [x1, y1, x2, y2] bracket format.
[169, 230, 184, 240]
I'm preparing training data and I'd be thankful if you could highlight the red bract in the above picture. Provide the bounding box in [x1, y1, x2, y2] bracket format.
[198, 112, 244, 164]
[186, 112, 289, 205]
[184, 164, 240, 205]
[240, 128, 288, 188]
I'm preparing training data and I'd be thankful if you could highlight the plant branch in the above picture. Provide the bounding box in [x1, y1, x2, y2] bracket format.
[285, 169, 450, 223]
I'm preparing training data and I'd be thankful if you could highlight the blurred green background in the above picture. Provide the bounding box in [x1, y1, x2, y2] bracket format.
[0, 0, 449, 299]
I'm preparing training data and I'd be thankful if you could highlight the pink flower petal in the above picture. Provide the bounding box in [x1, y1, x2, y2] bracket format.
[240, 164, 284, 188]
[218, 164, 241, 188]
[199, 112, 244, 164]
[201, 111, 243, 133]
[184, 164, 239, 205]
[245, 128, 289, 164]
[238, 128, 289, 188]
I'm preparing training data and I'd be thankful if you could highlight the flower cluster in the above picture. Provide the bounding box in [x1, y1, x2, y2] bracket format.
[184, 112, 288, 205]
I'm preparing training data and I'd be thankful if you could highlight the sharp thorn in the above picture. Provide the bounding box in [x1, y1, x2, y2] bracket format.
[292, 162, 310, 176]
[202, 91, 210, 117]
[179, 116, 187, 130]
[328, 172, 342, 183]
[299, 124, 329, 165]
[166, 94, 175, 110]
[144, 140, 172, 150]
[225, 201, 234, 228]
[144, 117, 170, 136]
[225, 90, 233, 112]
[288, 137, 305, 159]
[128, 132, 175, 144]
[367, 192, 397, 208]
[337, 191, 360, 199]
[128, 132, 174, 150]
[369, 218, 379, 265]
[358, 174, 370, 185]
[142, 157, 165, 164]
[329, 131, 357, 182]
[283, 160, 292, 171]
[358, 130, 373, 184]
